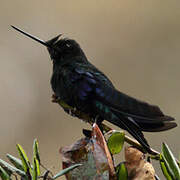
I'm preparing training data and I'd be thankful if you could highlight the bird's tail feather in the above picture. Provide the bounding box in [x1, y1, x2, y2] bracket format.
[111, 107, 177, 132]
[94, 101, 152, 153]
[135, 120, 177, 132]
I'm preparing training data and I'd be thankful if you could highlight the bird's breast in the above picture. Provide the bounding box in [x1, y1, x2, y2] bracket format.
[51, 70, 73, 104]
[51, 65, 96, 115]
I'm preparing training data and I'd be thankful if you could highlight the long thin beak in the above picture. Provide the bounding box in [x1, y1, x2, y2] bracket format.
[11, 25, 50, 48]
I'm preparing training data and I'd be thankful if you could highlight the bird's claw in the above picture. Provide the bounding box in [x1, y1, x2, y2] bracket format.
[51, 94, 60, 103]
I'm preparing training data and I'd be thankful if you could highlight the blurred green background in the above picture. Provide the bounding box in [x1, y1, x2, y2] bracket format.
[0, 0, 180, 179]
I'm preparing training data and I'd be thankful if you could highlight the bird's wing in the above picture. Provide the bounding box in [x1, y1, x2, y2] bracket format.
[71, 67, 176, 152]
[72, 66, 176, 128]
[71, 67, 151, 151]
[96, 81, 177, 126]
[73, 66, 173, 120]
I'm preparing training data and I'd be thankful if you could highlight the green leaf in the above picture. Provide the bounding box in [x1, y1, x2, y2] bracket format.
[6, 154, 24, 171]
[16, 144, 31, 173]
[32, 157, 40, 180]
[0, 159, 25, 176]
[0, 166, 10, 180]
[52, 164, 82, 179]
[33, 139, 40, 164]
[162, 143, 180, 179]
[159, 154, 173, 180]
[107, 131, 125, 155]
[116, 163, 128, 180]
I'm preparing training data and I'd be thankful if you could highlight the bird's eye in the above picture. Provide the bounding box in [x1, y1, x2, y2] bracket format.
[66, 43, 71, 48]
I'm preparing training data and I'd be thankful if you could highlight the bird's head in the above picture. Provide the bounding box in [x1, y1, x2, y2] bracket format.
[11, 26, 86, 64]
[46, 35, 82, 61]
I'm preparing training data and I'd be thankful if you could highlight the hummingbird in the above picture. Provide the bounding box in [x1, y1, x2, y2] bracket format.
[11, 25, 177, 154]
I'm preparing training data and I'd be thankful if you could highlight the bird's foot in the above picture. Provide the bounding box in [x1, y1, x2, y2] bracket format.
[70, 107, 77, 116]
[51, 94, 60, 103]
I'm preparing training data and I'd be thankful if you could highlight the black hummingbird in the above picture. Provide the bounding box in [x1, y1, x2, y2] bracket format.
[11, 25, 177, 154]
